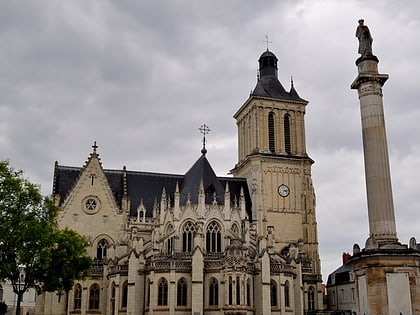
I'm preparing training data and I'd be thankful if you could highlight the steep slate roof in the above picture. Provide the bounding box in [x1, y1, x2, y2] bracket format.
[53, 153, 252, 219]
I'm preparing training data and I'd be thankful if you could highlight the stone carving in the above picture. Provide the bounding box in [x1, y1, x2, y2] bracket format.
[356, 19, 373, 57]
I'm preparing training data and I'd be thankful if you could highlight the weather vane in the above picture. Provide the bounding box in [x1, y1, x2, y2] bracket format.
[263, 34, 272, 51]
[199, 124, 210, 155]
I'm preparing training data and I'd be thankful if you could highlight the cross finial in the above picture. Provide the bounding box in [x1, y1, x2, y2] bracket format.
[92, 141, 98, 154]
[263, 34, 272, 51]
[199, 124, 210, 155]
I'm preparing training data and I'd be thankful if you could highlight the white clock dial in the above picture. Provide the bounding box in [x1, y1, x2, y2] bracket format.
[278, 184, 290, 197]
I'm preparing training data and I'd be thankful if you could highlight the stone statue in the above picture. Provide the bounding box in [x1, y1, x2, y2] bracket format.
[356, 19, 373, 57]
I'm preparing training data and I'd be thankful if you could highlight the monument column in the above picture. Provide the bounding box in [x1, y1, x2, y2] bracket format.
[351, 19, 397, 243]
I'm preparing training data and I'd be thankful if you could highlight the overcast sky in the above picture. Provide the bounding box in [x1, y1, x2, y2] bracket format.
[1, 0, 420, 280]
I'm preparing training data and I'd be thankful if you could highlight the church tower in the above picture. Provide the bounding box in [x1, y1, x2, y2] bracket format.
[231, 48, 322, 306]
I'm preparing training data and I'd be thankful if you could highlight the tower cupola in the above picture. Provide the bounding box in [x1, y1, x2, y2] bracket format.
[258, 50, 278, 78]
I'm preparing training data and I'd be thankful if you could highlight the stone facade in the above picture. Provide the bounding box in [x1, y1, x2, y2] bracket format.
[35, 49, 323, 315]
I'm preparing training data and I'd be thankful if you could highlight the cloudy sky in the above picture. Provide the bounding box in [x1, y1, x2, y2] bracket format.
[1, 0, 420, 280]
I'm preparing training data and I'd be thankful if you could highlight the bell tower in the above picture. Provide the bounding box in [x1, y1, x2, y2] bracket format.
[231, 49, 321, 277]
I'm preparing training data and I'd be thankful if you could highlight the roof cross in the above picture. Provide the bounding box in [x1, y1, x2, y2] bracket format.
[92, 141, 98, 154]
[199, 124, 211, 155]
[263, 34, 272, 51]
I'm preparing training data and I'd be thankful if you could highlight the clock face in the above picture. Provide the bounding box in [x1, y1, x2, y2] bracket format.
[278, 184, 290, 197]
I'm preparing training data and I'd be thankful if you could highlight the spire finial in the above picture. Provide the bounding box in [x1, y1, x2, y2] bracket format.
[263, 34, 272, 51]
[199, 124, 211, 155]
[291, 76, 294, 88]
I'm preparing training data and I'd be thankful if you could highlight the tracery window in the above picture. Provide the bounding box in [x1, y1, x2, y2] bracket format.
[177, 277, 187, 306]
[157, 277, 168, 306]
[73, 284, 82, 310]
[96, 239, 108, 261]
[270, 280, 278, 307]
[206, 221, 221, 253]
[166, 224, 174, 254]
[284, 114, 291, 154]
[182, 221, 196, 252]
[268, 112, 275, 153]
[232, 223, 239, 237]
[89, 283, 100, 310]
[209, 277, 219, 306]
[308, 286, 315, 310]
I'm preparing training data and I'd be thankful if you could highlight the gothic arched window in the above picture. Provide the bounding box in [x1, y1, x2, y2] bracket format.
[166, 224, 174, 254]
[89, 283, 100, 310]
[96, 239, 108, 261]
[236, 276, 241, 305]
[157, 278, 168, 306]
[268, 112, 275, 153]
[228, 276, 233, 305]
[308, 286, 315, 310]
[206, 221, 221, 253]
[177, 277, 187, 306]
[73, 284, 82, 310]
[182, 221, 196, 252]
[284, 114, 291, 154]
[246, 278, 251, 306]
[110, 282, 116, 315]
[270, 280, 278, 307]
[121, 281, 128, 308]
[209, 277, 219, 306]
[284, 280, 290, 307]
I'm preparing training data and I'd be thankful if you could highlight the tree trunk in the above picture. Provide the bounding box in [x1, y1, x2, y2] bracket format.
[15, 291, 23, 315]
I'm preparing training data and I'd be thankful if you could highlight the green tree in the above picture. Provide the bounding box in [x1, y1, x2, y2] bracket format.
[0, 160, 92, 315]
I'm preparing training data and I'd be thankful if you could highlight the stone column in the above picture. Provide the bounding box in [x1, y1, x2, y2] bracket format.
[351, 55, 397, 243]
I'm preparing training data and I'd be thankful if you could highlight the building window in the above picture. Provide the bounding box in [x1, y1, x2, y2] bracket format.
[308, 286, 315, 310]
[157, 277, 168, 306]
[331, 290, 336, 305]
[177, 278, 187, 306]
[268, 112, 275, 152]
[73, 284, 82, 310]
[246, 279, 251, 306]
[89, 284, 100, 310]
[236, 276, 241, 305]
[284, 280, 290, 307]
[182, 221, 196, 252]
[270, 280, 278, 307]
[121, 281, 128, 308]
[284, 114, 291, 154]
[146, 280, 150, 307]
[110, 283, 116, 315]
[228, 277, 233, 305]
[96, 239, 108, 261]
[209, 277, 219, 306]
[206, 221, 221, 253]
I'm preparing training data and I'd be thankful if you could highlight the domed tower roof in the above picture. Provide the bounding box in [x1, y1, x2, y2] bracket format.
[251, 49, 307, 102]
[258, 49, 278, 78]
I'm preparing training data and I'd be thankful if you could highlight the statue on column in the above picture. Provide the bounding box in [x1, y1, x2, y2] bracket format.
[356, 19, 373, 57]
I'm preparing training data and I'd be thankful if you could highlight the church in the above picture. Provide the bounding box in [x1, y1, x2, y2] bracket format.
[35, 48, 323, 315]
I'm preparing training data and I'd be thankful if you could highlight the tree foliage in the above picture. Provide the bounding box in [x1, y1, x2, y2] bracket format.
[0, 160, 92, 314]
